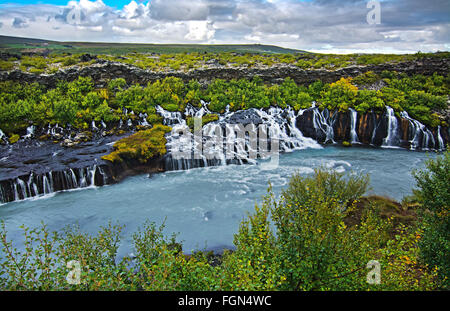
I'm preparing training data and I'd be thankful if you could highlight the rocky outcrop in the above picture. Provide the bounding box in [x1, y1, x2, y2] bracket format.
[297, 108, 449, 149]
[1, 57, 449, 88]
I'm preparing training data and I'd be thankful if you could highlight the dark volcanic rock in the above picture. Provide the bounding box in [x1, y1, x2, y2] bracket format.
[224, 109, 263, 125]
[1, 57, 449, 88]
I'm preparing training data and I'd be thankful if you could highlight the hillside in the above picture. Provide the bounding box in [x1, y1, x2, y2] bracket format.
[0, 35, 307, 55]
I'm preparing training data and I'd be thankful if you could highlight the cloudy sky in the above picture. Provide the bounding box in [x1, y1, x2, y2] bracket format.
[0, 0, 448, 53]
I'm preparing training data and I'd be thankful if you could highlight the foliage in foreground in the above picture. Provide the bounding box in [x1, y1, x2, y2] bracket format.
[0, 167, 443, 290]
[413, 150, 450, 289]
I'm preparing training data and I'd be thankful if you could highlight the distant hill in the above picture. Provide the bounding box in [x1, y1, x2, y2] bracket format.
[0, 35, 308, 55]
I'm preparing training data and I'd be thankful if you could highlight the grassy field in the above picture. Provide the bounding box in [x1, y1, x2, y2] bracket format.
[0, 35, 306, 55]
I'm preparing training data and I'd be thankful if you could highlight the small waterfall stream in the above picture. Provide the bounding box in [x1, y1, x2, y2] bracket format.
[349, 108, 360, 144]
[0, 165, 107, 204]
[382, 106, 400, 147]
[400, 111, 436, 150]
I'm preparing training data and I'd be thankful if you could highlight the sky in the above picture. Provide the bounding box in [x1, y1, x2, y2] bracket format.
[0, 0, 449, 53]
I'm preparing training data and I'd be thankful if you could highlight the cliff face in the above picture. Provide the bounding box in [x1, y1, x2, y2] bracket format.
[297, 108, 449, 149]
[1, 57, 449, 88]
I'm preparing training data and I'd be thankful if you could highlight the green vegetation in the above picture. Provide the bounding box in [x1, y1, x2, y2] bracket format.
[186, 114, 219, 130]
[2, 161, 447, 290]
[0, 71, 448, 139]
[1, 36, 449, 74]
[101, 124, 171, 164]
[413, 150, 450, 289]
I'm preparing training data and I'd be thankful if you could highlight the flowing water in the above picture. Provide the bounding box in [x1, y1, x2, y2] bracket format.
[0, 146, 436, 256]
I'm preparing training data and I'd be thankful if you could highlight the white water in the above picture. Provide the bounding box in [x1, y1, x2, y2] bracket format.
[400, 111, 436, 150]
[0, 165, 106, 203]
[437, 126, 445, 151]
[311, 105, 335, 144]
[382, 106, 399, 147]
[349, 108, 359, 144]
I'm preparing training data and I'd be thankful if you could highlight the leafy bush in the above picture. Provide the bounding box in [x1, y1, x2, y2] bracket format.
[0, 168, 441, 290]
[413, 150, 450, 289]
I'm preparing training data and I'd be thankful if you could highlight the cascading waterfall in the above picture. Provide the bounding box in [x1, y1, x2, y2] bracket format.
[161, 103, 321, 172]
[382, 106, 400, 147]
[311, 105, 335, 144]
[42, 173, 53, 194]
[23, 125, 35, 139]
[349, 108, 359, 144]
[400, 111, 435, 150]
[0, 128, 6, 143]
[0, 165, 108, 204]
[257, 107, 321, 152]
[437, 126, 444, 151]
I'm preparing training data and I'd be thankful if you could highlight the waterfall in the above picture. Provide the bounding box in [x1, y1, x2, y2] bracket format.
[382, 107, 400, 148]
[161, 104, 321, 172]
[92, 121, 98, 131]
[1, 165, 107, 204]
[89, 165, 97, 186]
[23, 125, 35, 139]
[400, 111, 435, 150]
[47, 123, 63, 136]
[27, 172, 38, 196]
[349, 108, 359, 144]
[0, 128, 5, 142]
[156, 106, 185, 126]
[16, 178, 28, 200]
[257, 107, 321, 152]
[311, 106, 335, 144]
[437, 126, 444, 151]
[139, 113, 150, 126]
[43, 173, 52, 194]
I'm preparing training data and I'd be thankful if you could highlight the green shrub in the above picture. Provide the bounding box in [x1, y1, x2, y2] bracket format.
[413, 150, 450, 289]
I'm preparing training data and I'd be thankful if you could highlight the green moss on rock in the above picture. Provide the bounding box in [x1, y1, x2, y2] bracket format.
[186, 114, 219, 130]
[8, 134, 20, 144]
[102, 124, 171, 164]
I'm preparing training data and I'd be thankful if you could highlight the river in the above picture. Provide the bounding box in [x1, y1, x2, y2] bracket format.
[0, 145, 435, 256]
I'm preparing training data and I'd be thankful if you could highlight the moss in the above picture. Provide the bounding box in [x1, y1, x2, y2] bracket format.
[8, 134, 20, 144]
[342, 141, 351, 147]
[146, 113, 163, 125]
[186, 114, 219, 130]
[102, 124, 171, 164]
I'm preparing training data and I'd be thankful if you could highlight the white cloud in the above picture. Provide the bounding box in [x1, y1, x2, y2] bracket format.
[0, 0, 448, 53]
[185, 20, 215, 41]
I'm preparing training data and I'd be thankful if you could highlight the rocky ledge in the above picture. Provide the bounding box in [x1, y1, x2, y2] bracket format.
[1, 57, 449, 88]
